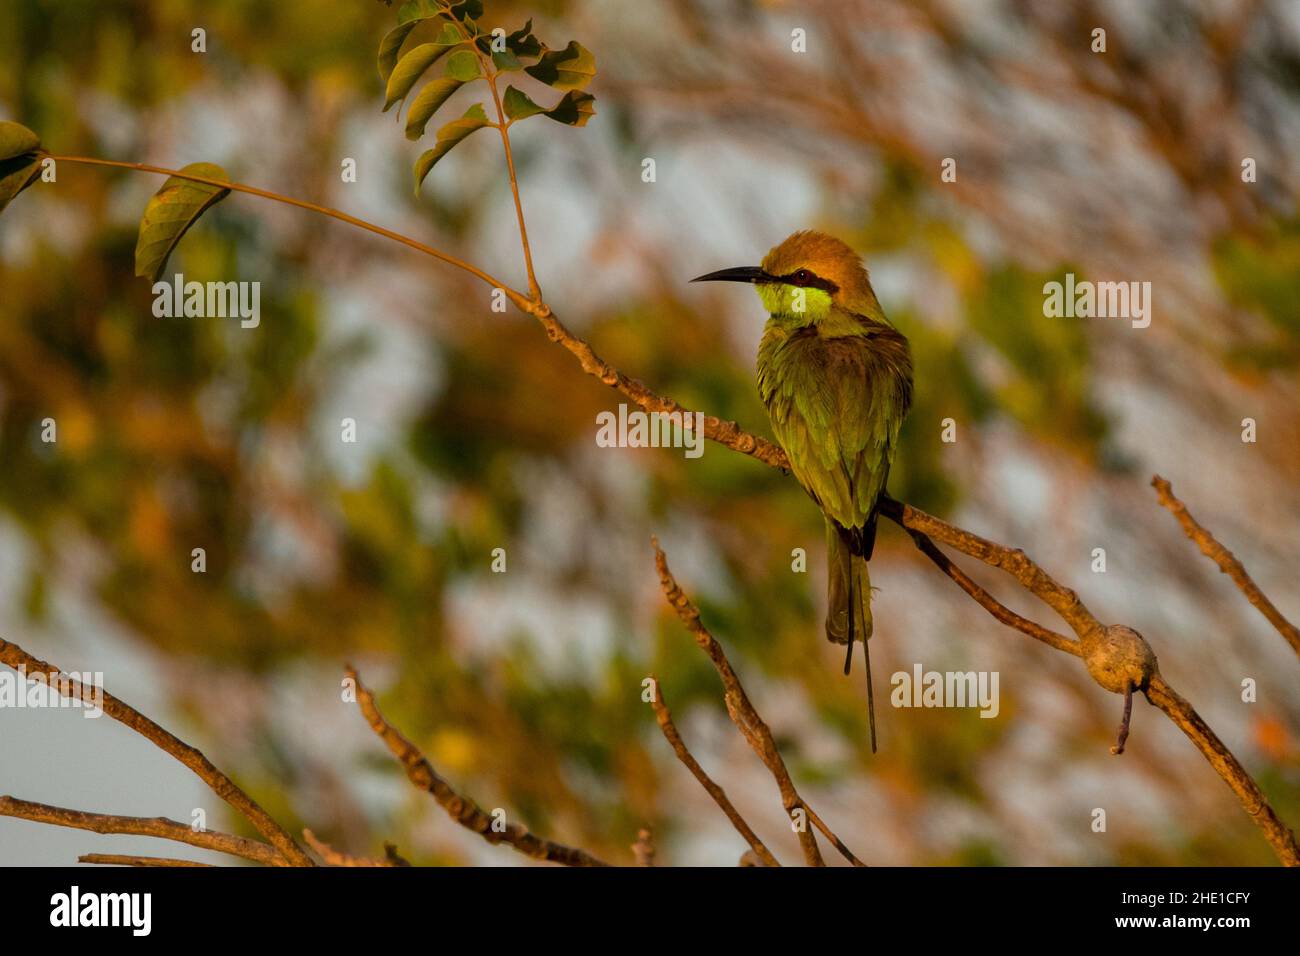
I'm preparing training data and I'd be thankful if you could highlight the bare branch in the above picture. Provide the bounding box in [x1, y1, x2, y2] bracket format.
[649, 678, 781, 867]
[522, 303, 790, 469]
[0, 638, 313, 866]
[346, 665, 611, 867]
[0, 796, 281, 866]
[1152, 475, 1300, 660]
[79, 854, 214, 867]
[651, 538, 867, 867]
[1146, 674, 1299, 866]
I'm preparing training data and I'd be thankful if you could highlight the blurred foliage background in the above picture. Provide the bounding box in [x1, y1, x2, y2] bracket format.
[1, 0, 1299, 865]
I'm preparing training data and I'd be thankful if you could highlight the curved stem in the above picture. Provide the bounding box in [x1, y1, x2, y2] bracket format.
[47, 154, 522, 300]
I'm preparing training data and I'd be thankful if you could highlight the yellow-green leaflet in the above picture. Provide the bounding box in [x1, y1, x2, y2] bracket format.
[0, 121, 44, 216]
[134, 162, 231, 281]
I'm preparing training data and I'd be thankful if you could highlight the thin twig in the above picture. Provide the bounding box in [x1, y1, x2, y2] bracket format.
[79, 854, 214, 867]
[0, 796, 282, 866]
[47, 155, 520, 305]
[1152, 475, 1300, 660]
[347, 665, 611, 867]
[482, 68, 541, 300]
[0, 637, 313, 866]
[649, 677, 781, 867]
[898, 523, 1079, 655]
[877, 496, 1102, 646]
[652, 538, 867, 867]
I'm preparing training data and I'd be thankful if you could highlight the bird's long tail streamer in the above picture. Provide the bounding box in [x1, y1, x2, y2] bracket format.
[862, 609, 877, 753]
[845, 551, 878, 753]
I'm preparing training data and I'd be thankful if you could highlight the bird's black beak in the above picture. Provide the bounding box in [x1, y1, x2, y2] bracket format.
[690, 266, 772, 284]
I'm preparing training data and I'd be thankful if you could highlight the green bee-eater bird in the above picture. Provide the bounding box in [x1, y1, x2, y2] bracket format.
[693, 231, 913, 751]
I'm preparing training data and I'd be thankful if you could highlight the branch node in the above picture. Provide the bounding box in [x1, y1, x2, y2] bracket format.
[1084, 624, 1158, 698]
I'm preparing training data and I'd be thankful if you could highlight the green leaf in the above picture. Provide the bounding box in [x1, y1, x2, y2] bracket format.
[543, 89, 596, 127]
[0, 157, 42, 217]
[445, 49, 481, 82]
[380, 3, 459, 81]
[405, 75, 465, 140]
[377, 22, 418, 81]
[0, 121, 43, 216]
[396, 0, 445, 25]
[525, 40, 596, 91]
[502, 85, 546, 121]
[134, 162, 231, 281]
[491, 49, 522, 72]
[506, 20, 542, 58]
[0, 120, 41, 159]
[384, 32, 462, 110]
[503, 86, 596, 127]
[397, 0, 478, 30]
[448, 0, 483, 23]
[413, 104, 490, 192]
[0, 156, 41, 215]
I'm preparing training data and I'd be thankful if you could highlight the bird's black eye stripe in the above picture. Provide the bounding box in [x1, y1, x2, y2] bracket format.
[780, 269, 838, 293]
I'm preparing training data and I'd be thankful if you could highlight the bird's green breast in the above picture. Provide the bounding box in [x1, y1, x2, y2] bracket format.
[757, 314, 913, 531]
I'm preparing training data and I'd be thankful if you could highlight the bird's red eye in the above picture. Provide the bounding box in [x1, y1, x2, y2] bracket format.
[793, 269, 812, 284]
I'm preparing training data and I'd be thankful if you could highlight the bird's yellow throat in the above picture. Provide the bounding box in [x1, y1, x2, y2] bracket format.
[757, 282, 834, 323]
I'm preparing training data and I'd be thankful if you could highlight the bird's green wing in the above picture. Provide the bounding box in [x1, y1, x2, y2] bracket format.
[764, 329, 909, 533]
